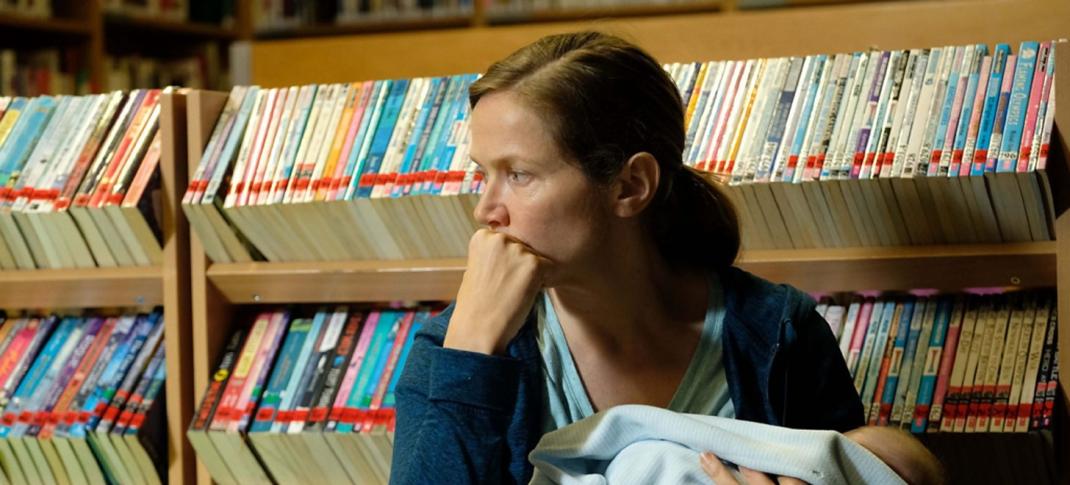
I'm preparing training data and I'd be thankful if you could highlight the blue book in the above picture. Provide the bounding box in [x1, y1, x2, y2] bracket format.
[272, 311, 328, 433]
[336, 311, 395, 434]
[891, 299, 927, 425]
[860, 301, 897, 417]
[878, 299, 916, 424]
[355, 79, 410, 199]
[418, 75, 465, 195]
[972, 44, 1011, 175]
[357, 312, 402, 411]
[0, 96, 57, 189]
[912, 298, 953, 432]
[204, 86, 260, 205]
[382, 315, 425, 411]
[951, 45, 987, 173]
[1, 316, 71, 439]
[342, 81, 389, 200]
[395, 77, 446, 198]
[435, 75, 478, 192]
[249, 317, 308, 434]
[409, 76, 456, 196]
[996, 41, 1039, 173]
[784, 55, 827, 182]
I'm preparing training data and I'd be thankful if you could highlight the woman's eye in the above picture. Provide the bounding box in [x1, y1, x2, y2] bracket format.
[508, 171, 531, 184]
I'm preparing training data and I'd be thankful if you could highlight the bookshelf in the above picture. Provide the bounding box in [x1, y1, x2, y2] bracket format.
[0, 91, 194, 484]
[175, 1, 1070, 484]
[0, 0, 235, 94]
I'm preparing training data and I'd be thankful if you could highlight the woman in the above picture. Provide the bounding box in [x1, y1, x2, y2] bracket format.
[391, 31, 864, 484]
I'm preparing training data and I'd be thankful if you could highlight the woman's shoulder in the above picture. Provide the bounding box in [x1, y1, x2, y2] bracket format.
[719, 266, 818, 328]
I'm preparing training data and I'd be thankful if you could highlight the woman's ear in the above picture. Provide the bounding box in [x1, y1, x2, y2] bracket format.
[611, 152, 660, 218]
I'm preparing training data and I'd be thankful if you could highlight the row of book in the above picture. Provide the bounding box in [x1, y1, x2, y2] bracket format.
[0, 310, 166, 485]
[189, 305, 430, 485]
[0, 49, 89, 98]
[255, 0, 473, 32]
[0, 89, 166, 270]
[104, 0, 189, 22]
[668, 41, 1060, 249]
[819, 290, 1059, 434]
[182, 39, 1062, 265]
[182, 75, 483, 264]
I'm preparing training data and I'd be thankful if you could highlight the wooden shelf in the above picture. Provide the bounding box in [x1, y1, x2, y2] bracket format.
[207, 258, 465, 303]
[739, 242, 1057, 293]
[0, 266, 163, 308]
[254, 13, 473, 39]
[103, 13, 238, 40]
[0, 14, 91, 36]
[205, 242, 1056, 304]
[485, 1, 722, 24]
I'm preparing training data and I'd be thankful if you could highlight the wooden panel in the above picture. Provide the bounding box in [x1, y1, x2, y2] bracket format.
[161, 90, 194, 485]
[208, 258, 466, 303]
[486, 1, 722, 25]
[249, 0, 1070, 86]
[185, 90, 237, 485]
[1055, 43, 1070, 485]
[0, 266, 162, 308]
[206, 242, 1055, 303]
[739, 243, 1057, 293]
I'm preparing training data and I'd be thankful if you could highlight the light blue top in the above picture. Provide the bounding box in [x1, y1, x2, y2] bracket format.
[536, 272, 734, 433]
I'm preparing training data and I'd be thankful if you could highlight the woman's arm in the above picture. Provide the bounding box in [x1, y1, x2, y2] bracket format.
[390, 307, 526, 485]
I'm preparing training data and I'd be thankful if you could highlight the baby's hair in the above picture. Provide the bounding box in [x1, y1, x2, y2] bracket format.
[845, 426, 946, 485]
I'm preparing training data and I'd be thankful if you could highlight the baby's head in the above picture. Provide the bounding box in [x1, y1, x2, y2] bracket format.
[845, 426, 945, 485]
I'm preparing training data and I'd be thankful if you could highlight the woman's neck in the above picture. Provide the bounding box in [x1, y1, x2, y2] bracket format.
[546, 231, 708, 354]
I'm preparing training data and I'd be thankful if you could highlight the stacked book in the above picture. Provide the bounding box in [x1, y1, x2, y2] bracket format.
[183, 40, 1061, 263]
[819, 290, 1059, 434]
[183, 75, 482, 263]
[0, 310, 167, 485]
[674, 41, 1060, 249]
[188, 305, 431, 485]
[0, 89, 167, 270]
[253, 0, 474, 33]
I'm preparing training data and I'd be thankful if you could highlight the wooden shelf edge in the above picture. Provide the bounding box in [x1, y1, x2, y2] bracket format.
[254, 14, 474, 39]
[206, 242, 1056, 303]
[485, 1, 723, 24]
[103, 13, 238, 39]
[0, 266, 164, 308]
[0, 13, 92, 35]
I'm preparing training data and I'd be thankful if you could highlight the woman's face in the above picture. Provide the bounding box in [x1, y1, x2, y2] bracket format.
[469, 90, 609, 280]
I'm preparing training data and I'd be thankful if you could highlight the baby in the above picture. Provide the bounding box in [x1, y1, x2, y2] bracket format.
[530, 405, 945, 485]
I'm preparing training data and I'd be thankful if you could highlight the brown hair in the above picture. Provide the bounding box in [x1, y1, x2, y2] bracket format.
[469, 31, 740, 270]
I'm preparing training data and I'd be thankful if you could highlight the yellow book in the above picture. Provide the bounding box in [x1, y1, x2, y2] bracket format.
[684, 62, 710, 128]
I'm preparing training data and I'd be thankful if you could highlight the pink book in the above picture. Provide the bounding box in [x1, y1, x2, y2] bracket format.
[846, 300, 875, 375]
[331, 311, 381, 422]
[236, 90, 278, 207]
[1029, 45, 1056, 172]
[247, 89, 289, 206]
[960, 56, 992, 177]
[933, 50, 970, 175]
[706, 62, 745, 175]
[1017, 41, 1051, 173]
[927, 300, 965, 430]
[325, 83, 369, 201]
[697, 61, 737, 172]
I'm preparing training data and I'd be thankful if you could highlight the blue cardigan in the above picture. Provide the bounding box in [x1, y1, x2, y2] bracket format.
[390, 267, 865, 484]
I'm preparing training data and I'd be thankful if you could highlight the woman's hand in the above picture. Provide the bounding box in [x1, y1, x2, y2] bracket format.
[444, 228, 549, 355]
[700, 452, 808, 485]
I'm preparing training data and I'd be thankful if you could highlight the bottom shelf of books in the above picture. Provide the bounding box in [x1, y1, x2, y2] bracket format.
[0, 308, 167, 485]
[187, 286, 1060, 484]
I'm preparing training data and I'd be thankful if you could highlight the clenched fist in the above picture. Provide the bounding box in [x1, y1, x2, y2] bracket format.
[444, 228, 551, 355]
